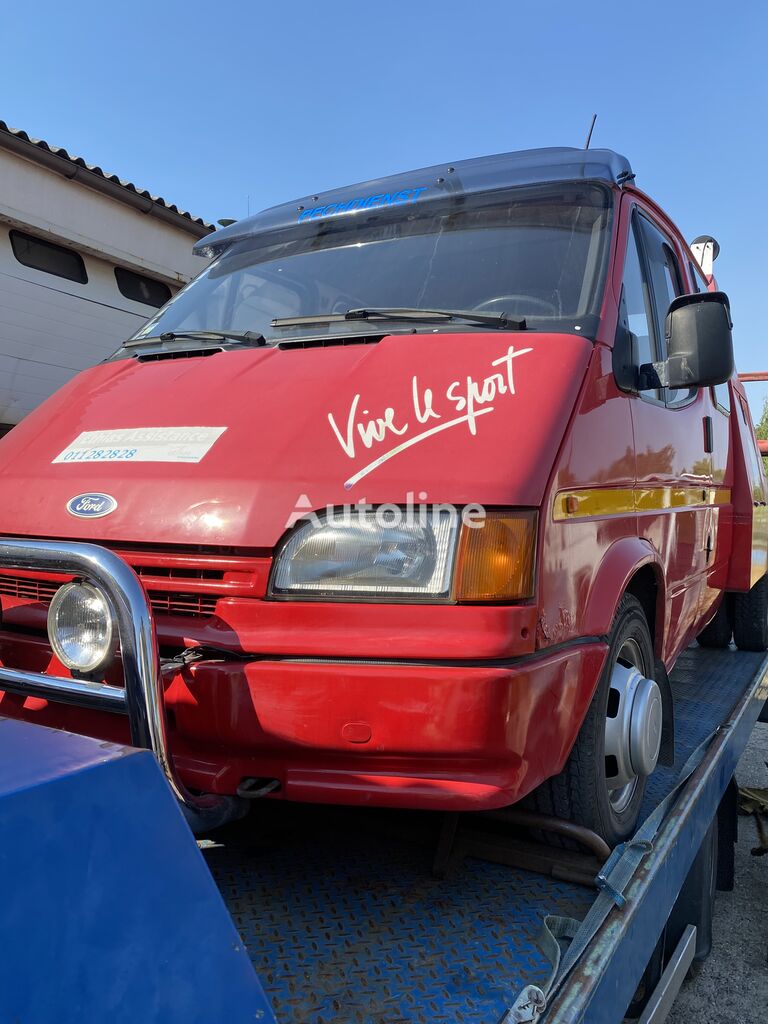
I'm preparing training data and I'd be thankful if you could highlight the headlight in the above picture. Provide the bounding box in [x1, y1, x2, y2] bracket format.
[47, 582, 115, 673]
[271, 508, 460, 600]
[269, 507, 537, 603]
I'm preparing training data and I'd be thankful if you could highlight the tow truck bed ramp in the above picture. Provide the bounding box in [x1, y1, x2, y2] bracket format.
[202, 645, 767, 1024]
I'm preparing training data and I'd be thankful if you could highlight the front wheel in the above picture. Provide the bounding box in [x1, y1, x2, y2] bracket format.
[533, 594, 662, 846]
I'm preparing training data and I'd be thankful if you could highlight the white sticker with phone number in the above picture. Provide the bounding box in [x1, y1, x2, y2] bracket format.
[53, 427, 227, 464]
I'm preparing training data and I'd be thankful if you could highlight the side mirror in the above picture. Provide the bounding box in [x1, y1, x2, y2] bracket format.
[662, 291, 734, 389]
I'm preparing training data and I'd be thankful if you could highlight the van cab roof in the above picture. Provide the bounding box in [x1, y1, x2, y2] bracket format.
[194, 146, 634, 257]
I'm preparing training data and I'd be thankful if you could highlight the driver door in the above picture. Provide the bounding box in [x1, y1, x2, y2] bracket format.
[621, 205, 713, 659]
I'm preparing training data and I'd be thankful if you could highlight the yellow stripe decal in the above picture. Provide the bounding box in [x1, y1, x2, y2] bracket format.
[554, 486, 732, 521]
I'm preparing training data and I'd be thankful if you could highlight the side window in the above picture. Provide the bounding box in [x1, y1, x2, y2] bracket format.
[10, 229, 88, 284]
[638, 215, 692, 406]
[115, 267, 172, 309]
[619, 218, 661, 401]
[689, 260, 729, 412]
[712, 382, 731, 414]
[689, 260, 710, 293]
[738, 394, 767, 495]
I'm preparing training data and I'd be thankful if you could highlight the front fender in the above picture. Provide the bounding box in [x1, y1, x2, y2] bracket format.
[581, 536, 666, 649]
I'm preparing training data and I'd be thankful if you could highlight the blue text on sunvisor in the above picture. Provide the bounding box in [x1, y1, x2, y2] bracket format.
[298, 187, 428, 223]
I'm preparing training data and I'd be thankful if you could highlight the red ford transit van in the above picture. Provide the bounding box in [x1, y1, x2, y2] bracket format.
[0, 147, 766, 843]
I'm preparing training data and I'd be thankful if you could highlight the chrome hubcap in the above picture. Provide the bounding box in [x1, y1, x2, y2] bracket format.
[604, 639, 662, 813]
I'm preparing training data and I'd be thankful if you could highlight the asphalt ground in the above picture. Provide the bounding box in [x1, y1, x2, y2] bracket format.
[668, 721, 768, 1023]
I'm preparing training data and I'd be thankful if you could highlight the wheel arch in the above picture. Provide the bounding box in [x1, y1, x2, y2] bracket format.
[582, 538, 667, 655]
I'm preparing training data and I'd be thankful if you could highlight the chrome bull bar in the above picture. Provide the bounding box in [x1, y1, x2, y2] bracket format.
[0, 538, 227, 818]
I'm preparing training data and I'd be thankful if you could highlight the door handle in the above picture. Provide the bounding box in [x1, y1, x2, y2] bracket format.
[703, 415, 713, 454]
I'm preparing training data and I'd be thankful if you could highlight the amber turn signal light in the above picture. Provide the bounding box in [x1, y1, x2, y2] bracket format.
[453, 510, 537, 602]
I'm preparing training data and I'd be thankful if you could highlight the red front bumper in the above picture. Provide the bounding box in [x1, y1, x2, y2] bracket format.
[0, 631, 607, 811]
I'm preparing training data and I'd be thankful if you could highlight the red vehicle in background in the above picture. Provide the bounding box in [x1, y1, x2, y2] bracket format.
[0, 147, 765, 844]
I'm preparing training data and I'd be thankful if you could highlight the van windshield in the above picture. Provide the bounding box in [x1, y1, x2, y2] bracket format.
[129, 182, 613, 347]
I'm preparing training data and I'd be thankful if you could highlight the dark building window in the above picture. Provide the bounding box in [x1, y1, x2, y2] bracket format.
[10, 230, 88, 284]
[114, 267, 172, 308]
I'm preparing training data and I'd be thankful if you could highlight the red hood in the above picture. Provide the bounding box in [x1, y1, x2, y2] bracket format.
[0, 332, 591, 548]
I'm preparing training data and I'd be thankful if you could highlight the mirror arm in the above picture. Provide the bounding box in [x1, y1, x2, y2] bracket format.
[639, 361, 668, 390]
[613, 327, 641, 393]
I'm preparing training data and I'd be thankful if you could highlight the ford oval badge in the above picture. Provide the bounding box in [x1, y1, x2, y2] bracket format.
[66, 493, 118, 519]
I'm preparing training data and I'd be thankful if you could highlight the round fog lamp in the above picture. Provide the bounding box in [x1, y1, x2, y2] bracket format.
[47, 582, 114, 674]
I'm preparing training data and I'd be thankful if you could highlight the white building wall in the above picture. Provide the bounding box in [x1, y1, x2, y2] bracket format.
[0, 148, 204, 285]
[0, 144, 210, 426]
[0, 224, 149, 422]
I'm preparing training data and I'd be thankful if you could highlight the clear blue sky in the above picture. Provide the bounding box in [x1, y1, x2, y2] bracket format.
[5, 0, 767, 417]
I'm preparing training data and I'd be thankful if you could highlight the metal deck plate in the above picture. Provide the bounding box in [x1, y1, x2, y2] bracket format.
[202, 646, 763, 1024]
[205, 810, 591, 1024]
[641, 646, 764, 814]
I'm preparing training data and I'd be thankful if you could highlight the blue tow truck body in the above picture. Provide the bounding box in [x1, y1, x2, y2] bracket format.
[0, 719, 274, 1024]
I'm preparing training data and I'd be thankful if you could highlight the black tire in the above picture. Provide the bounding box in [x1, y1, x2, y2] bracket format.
[732, 574, 768, 652]
[531, 594, 655, 847]
[697, 596, 732, 648]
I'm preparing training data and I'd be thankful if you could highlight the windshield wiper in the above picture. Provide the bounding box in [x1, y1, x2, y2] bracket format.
[125, 329, 266, 348]
[271, 308, 527, 330]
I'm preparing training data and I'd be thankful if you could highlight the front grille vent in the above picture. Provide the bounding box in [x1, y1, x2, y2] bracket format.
[0, 577, 58, 603]
[0, 575, 218, 619]
[0, 548, 266, 621]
